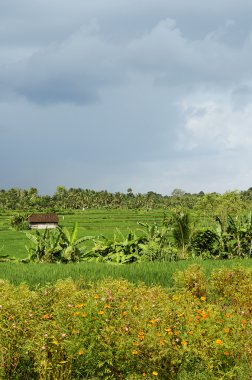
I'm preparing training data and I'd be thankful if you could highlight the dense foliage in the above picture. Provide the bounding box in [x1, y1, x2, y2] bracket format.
[23, 212, 252, 264]
[1, 186, 252, 212]
[0, 265, 251, 379]
[24, 224, 94, 263]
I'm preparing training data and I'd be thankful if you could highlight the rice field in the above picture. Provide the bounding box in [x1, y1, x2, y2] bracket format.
[0, 259, 251, 288]
[0, 209, 167, 259]
[0, 209, 251, 288]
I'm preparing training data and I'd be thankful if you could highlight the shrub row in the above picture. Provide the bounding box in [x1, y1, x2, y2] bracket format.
[0, 265, 251, 379]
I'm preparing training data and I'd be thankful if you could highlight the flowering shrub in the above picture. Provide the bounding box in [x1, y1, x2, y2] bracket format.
[0, 266, 251, 379]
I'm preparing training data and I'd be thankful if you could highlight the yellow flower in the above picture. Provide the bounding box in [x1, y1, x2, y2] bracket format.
[200, 296, 206, 301]
[132, 349, 139, 355]
[224, 327, 230, 333]
[82, 312, 87, 318]
[41, 314, 51, 319]
[122, 311, 127, 316]
[98, 310, 104, 315]
[94, 294, 99, 300]
[138, 331, 145, 340]
[75, 303, 85, 308]
[172, 295, 179, 301]
[188, 331, 194, 335]
[181, 340, 187, 346]
[216, 339, 223, 345]
[152, 371, 158, 376]
[104, 304, 111, 309]
[73, 311, 81, 316]
[78, 348, 85, 356]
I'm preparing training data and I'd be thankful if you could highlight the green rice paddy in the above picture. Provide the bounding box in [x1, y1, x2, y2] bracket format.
[0, 209, 166, 259]
[1, 209, 251, 288]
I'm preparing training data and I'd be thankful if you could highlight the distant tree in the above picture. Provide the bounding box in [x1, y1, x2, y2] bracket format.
[171, 189, 186, 197]
[54, 186, 68, 208]
[127, 188, 134, 197]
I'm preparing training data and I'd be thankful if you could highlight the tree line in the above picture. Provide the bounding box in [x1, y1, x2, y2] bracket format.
[1, 185, 252, 214]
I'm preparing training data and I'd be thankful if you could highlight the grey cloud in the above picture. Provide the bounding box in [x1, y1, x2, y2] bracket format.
[2, 26, 125, 105]
[3, 15, 252, 106]
[1, 0, 252, 194]
[129, 18, 252, 87]
[231, 84, 252, 109]
[1, 1, 252, 106]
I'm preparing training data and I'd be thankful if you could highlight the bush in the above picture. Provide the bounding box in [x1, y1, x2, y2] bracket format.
[190, 229, 219, 258]
[10, 213, 30, 231]
[0, 266, 251, 379]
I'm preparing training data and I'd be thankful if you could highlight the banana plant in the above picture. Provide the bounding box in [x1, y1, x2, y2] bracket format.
[25, 223, 94, 263]
[58, 223, 94, 262]
[215, 213, 252, 258]
[25, 228, 62, 263]
[137, 215, 171, 248]
[87, 229, 147, 264]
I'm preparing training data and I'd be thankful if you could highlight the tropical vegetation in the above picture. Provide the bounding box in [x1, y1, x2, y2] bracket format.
[0, 265, 251, 379]
[1, 186, 252, 379]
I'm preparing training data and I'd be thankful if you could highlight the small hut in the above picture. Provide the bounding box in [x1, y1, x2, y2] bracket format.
[28, 213, 59, 229]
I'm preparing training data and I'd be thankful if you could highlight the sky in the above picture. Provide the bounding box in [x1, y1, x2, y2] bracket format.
[1, 0, 252, 195]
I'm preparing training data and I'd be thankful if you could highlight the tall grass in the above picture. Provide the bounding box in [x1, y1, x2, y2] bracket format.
[1, 259, 251, 288]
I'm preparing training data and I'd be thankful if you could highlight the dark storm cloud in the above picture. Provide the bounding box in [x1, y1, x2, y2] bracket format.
[1, 0, 252, 194]
[1, 24, 125, 105]
[1, 1, 252, 105]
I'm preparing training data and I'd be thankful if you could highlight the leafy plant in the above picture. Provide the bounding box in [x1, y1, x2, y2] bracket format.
[138, 218, 179, 261]
[88, 230, 148, 264]
[58, 223, 94, 262]
[171, 210, 191, 258]
[10, 213, 30, 230]
[25, 223, 93, 263]
[25, 228, 62, 263]
[138, 217, 170, 247]
[139, 240, 179, 262]
[215, 213, 252, 258]
[190, 229, 220, 257]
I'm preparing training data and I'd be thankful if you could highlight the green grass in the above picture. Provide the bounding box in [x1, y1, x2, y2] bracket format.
[1, 209, 252, 289]
[0, 209, 167, 259]
[1, 259, 251, 288]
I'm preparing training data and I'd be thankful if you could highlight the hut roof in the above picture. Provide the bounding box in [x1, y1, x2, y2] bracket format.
[28, 213, 59, 223]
